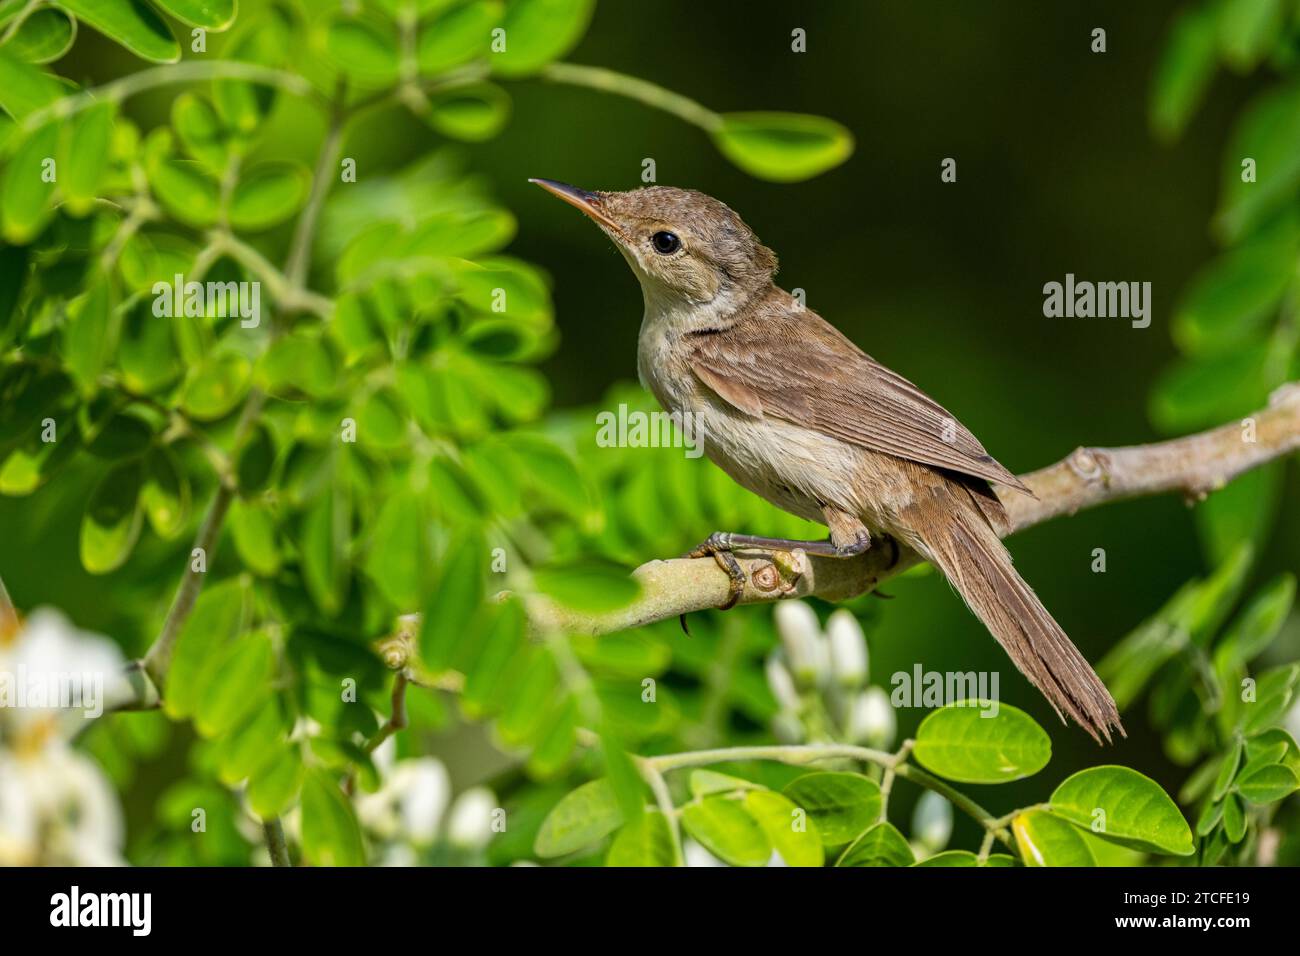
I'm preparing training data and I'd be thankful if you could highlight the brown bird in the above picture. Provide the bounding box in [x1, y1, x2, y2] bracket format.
[531, 179, 1123, 743]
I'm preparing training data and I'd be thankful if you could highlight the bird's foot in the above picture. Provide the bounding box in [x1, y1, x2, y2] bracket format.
[683, 532, 748, 611]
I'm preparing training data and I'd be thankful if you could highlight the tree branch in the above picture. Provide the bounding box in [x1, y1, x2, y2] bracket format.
[526, 383, 1300, 636]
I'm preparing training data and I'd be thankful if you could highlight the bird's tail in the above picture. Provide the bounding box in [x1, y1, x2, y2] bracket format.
[905, 495, 1124, 744]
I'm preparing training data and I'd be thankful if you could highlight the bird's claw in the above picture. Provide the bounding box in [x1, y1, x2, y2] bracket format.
[683, 532, 746, 610]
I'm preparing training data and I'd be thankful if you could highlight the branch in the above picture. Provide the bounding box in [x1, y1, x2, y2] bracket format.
[526, 383, 1300, 636]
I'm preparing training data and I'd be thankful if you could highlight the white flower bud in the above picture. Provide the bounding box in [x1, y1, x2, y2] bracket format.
[848, 687, 896, 749]
[765, 655, 801, 712]
[911, 791, 952, 852]
[446, 786, 496, 849]
[774, 600, 825, 687]
[826, 609, 868, 688]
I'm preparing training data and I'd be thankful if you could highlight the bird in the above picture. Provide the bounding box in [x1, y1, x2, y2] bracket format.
[530, 178, 1123, 743]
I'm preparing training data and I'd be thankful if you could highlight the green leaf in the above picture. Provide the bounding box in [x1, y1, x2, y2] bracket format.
[416, 83, 510, 141]
[491, 0, 593, 77]
[713, 112, 854, 182]
[681, 796, 771, 867]
[84, 409, 152, 459]
[364, 490, 427, 609]
[1196, 797, 1224, 837]
[1216, 0, 1284, 71]
[165, 578, 246, 718]
[299, 470, 351, 616]
[0, 48, 65, 118]
[229, 499, 280, 576]
[1214, 81, 1300, 243]
[80, 460, 144, 574]
[151, 158, 220, 228]
[1215, 574, 1294, 672]
[234, 422, 275, 496]
[2, 120, 58, 242]
[211, 4, 290, 134]
[258, 332, 338, 399]
[195, 630, 274, 737]
[534, 779, 623, 857]
[914, 850, 981, 867]
[606, 810, 676, 867]
[2, 7, 77, 64]
[1240, 662, 1300, 734]
[1049, 766, 1195, 856]
[171, 92, 228, 172]
[1197, 463, 1283, 567]
[419, 530, 486, 670]
[1172, 219, 1297, 355]
[1222, 792, 1247, 842]
[744, 790, 823, 867]
[230, 162, 310, 231]
[181, 353, 252, 420]
[531, 560, 639, 614]
[689, 769, 758, 798]
[1150, 339, 1289, 434]
[141, 446, 190, 539]
[300, 767, 366, 866]
[325, 14, 399, 83]
[152, 0, 237, 30]
[417, 0, 500, 73]
[1235, 763, 1299, 804]
[246, 744, 303, 819]
[1149, 5, 1217, 142]
[1212, 737, 1243, 802]
[504, 434, 588, 519]
[913, 701, 1050, 784]
[1012, 809, 1096, 867]
[835, 821, 914, 867]
[781, 771, 881, 846]
[60, 0, 180, 63]
[460, 598, 525, 714]
[61, 101, 114, 216]
[62, 275, 119, 394]
[0, 242, 29, 347]
[0, 425, 79, 495]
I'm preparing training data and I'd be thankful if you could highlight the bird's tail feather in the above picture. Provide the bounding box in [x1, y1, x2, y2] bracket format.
[908, 502, 1124, 744]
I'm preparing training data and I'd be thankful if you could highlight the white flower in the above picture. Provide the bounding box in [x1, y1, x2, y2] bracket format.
[683, 839, 726, 867]
[0, 608, 129, 735]
[446, 786, 496, 849]
[826, 609, 868, 688]
[774, 601, 828, 687]
[764, 656, 801, 712]
[911, 791, 953, 852]
[0, 742, 125, 866]
[356, 756, 450, 845]
[847, 687, 896, 749]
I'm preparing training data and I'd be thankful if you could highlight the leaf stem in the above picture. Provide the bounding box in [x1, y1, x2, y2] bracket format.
[18, 60, 322, 136]
[263, 818, 291, 867]
[645, 742, 1018, 854]
[538, 62, 722, 132]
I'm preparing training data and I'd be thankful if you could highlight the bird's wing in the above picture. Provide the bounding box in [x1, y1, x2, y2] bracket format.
[687, 306, 1033, 495]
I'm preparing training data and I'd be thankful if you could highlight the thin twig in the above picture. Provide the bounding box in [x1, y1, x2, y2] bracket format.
[263, 818, 291, 867]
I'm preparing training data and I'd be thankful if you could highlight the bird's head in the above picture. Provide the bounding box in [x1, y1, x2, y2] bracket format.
[530, 180, 777, 314]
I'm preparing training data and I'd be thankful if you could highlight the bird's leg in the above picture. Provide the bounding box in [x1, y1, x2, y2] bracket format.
[684, 509, 876, 613]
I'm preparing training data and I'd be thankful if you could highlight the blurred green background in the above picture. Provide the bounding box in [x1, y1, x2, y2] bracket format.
[4, 0, 1299, 841]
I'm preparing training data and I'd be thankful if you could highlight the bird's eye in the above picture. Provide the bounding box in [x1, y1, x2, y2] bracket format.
[651, 231, 681, 255]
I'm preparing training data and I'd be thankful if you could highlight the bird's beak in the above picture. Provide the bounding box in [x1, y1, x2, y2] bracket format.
[529, 178, 624, 235]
